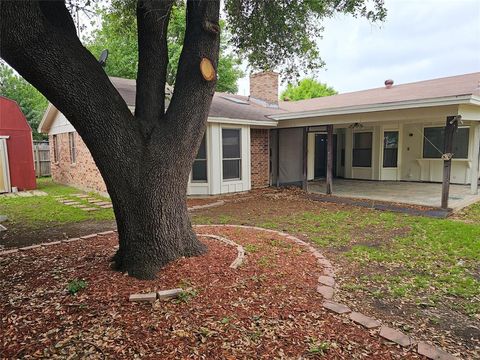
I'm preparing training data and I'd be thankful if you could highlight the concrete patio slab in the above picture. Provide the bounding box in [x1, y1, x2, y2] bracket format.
[309, 179, 480, 211]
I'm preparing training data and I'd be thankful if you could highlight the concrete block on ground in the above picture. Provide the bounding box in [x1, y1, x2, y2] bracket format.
[417, 342, 458, 360]
[157, 288, 184, 300]
[349, 312, 381, 329]
[323, 300, 351, 314]
[129, 292, 157, 303]
[379, 326, 412, 347]
[318, 275, 335, 287]
[316, 285, 334, 300]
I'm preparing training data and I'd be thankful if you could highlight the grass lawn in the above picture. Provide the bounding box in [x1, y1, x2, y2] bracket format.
[192, 189, 480, 355]
[0, 178, 115, 227]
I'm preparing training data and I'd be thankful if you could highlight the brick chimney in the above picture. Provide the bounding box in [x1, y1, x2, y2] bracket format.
[249, 71, 279, 108]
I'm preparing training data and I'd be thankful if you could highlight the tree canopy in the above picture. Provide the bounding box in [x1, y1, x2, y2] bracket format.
[87, 1, 243, 93]
[0, 63, 48, 140]
[281, 78, 337, 101]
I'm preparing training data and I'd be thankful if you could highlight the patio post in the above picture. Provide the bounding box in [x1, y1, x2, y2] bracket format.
[441, 115, 459, 209]
[326, 124, 333, 195]
[470, 123, 480, 195]
[302, 127, 308, 190]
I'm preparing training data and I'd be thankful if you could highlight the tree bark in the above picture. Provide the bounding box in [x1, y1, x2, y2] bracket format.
[1, 0, 221, 279]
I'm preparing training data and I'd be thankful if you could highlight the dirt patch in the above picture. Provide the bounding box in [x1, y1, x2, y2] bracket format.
[0, 228, 420, 359]
[0, 220, 116, 249]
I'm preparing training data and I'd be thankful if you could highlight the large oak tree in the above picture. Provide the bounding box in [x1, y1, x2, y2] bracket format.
[0, 0, 385, 279]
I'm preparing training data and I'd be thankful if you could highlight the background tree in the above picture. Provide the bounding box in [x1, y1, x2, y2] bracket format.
[0, 63, 48, 140]
[281, 78, 337, 101]
[0, 0, 386, 279]
[87, 1, 243, 93]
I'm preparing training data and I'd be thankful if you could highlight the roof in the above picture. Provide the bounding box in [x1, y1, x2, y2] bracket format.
[276, 72, 480, 116]
[0, 96, 32, 132]
[109, 77, 282, 122]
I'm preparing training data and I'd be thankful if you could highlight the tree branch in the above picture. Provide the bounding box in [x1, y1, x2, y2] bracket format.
[135, 0, 174, 124]
[163, 0, 220, 155]
[0, 0, 138, 166]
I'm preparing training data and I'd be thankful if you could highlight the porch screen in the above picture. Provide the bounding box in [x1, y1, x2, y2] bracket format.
[275, 128, 304, 186]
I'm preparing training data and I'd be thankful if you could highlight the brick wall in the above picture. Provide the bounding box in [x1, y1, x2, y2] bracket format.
[250, 72, 279, 106]
[250, 129, 270, 188]
[49, 132, 107, 194]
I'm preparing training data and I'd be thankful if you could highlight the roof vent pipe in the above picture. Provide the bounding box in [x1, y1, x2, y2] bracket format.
[384, 79, 394, 89]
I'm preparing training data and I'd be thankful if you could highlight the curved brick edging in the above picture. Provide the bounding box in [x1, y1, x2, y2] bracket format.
[0, 225, 458, 359]
[197, 234, 245, 269]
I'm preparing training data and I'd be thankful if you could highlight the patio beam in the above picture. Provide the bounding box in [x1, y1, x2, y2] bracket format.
[326, 124, 334, 195]
[470, 123, 480, 195]
[441, 115, 460, 209]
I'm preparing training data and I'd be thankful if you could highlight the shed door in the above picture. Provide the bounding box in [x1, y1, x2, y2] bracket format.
[0, 139, 11, 193]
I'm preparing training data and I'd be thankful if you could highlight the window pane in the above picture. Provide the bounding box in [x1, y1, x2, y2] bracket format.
[196, 135, 206, 160]
[192, 160, 207, 181]
[223, 159, 240, 180]
[354, 132, 372, 149]
[353, 149, 372, 167]
[353, 132, 372, 167]
[453, 128, 469, 158]
[383, 131, 398, 167]
[423, 127, 469, 159]
[423, 127, 443, 158]
[222, 129, 240, 159]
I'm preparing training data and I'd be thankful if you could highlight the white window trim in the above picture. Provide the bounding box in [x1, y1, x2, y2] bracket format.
[221, 126, 242, 182]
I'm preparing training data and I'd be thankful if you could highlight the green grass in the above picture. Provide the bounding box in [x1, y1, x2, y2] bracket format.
[193, 202, 480, 318]
[0, 178, 115, 229]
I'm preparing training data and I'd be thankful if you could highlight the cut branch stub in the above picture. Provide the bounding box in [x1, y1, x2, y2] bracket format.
[203, 20, 220, 35]
[200, 58, 216, 82]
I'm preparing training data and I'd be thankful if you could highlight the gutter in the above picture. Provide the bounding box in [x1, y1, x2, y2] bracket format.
[268, 95, 477, 121]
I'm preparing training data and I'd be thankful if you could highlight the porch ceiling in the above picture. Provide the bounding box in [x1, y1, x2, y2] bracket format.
[308, 179, 480, 211]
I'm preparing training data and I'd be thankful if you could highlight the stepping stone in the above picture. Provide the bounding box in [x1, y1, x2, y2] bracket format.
[63, 201, 80, 205]
[19, 245, 42, 251]
[17, 192, 33, 197]
[417, 342, 458, 360]
[100, 204, 113, 209]
[316, 285, 334, 300]
[72, 204, 88, 208]
[31, 190, 48, 196]
[76, 194, 89, 198]
[318, 275, 335, 287]
[129, 293, 157, 303]
[94, 201, 111, 206]
[379, 326, 412, 347]
[323, 300, 351, 314]
[157, 288, 184, 300]
[349, 312, 381, 329]
[82, 207, 99, 212]
[87, 199, 101, 203]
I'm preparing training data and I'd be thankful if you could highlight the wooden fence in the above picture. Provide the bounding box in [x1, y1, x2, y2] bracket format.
[33, 140, 51, 177]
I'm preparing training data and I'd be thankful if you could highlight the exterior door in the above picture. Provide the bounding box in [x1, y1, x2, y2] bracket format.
[0, 139, 10, 193]
[314, 134, 337, 178]
[381, 130, 399, 180]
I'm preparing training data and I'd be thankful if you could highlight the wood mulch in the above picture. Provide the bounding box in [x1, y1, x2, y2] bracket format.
[0, 227, 422, 359]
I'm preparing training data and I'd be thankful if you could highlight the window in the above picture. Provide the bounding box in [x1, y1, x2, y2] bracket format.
[383, 131, 398, 168]
[352, 132, 372, 167]
[192, 135, 207, 182]
[222, 128, 241, 180]
[53, 134, 59, 163]
[68, 132, 76, 164]
[423, 127, 469, 159]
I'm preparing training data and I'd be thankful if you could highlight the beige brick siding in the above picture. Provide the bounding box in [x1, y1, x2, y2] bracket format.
[250, 72, 279, 105]
[250, 129, 270, 188]
[49, 132, 107, 194]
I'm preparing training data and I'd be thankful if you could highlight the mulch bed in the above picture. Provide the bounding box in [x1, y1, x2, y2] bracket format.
[0, 227, 421, 359]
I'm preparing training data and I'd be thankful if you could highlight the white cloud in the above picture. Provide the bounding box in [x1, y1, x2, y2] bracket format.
[237, 0, 480, 95]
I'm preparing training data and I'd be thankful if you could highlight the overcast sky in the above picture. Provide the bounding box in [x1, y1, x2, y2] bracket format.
[237, 0, 480, 96]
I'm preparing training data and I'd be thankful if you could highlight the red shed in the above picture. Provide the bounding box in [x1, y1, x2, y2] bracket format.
[0, 96, 36, 192]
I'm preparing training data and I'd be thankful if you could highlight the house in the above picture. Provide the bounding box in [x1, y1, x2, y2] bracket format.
[39, 72, 480, 208]
[0, 96, 36, 193]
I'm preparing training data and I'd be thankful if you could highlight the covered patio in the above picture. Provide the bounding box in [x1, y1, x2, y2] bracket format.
[308, 179, 480, 211]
